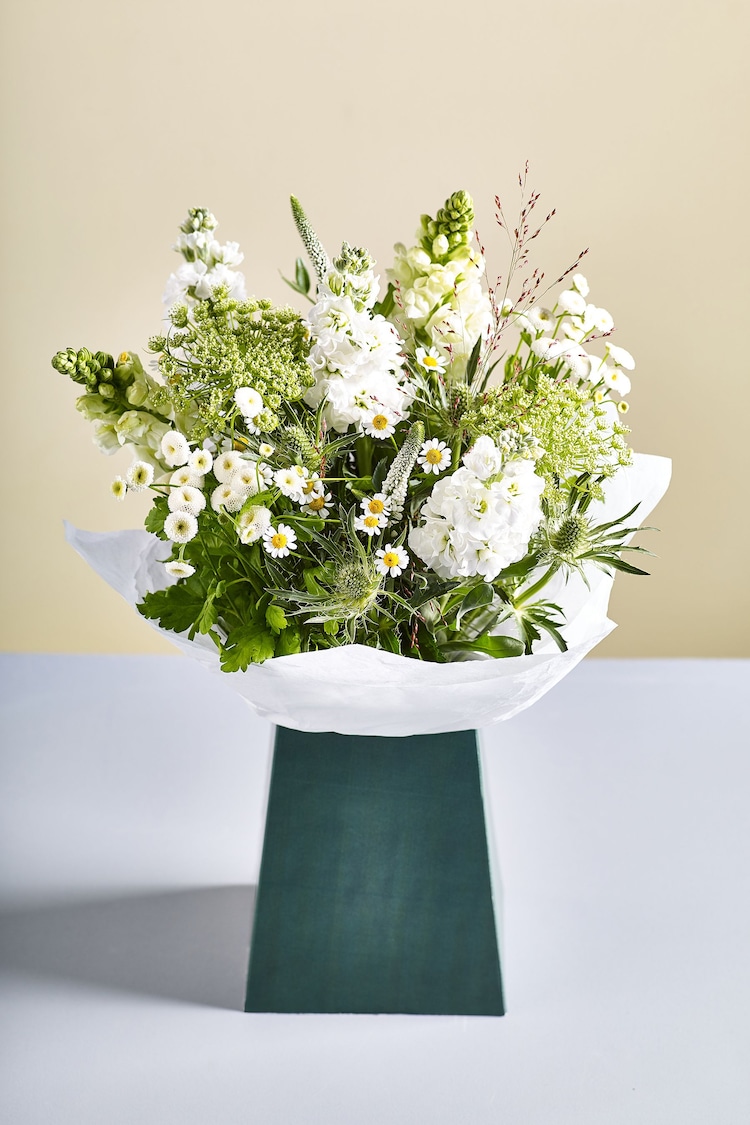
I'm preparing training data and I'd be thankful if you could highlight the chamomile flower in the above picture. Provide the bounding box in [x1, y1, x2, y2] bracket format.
[415, 346, 448, 375]
[375, 544, 409, 578]
[602, 368, 632, 396]
[258, 462, 274, 485]
[164, 511, 198, 544]
[188, 448, 213, 474]
[274, 466, 307, 498]
[606, 343, 636, 370]
[303, 491, 332, 518]
[263, 523, 297, 559]
[363, 409, 397, 440]
[214, 451, 244, 483]
[354, 513, 384, 537]
[170, 467, 204, 488]
[360, 494, 390, 523]
[111, 476, 127, 501]
[234, 386, 264, 419]
[258, 442, 275, 459]
[236, 505, 272, 544]
[161, 431, 190, 467]
[211, 484, 245, 513]
[126, 460, 154, 491]
[168, 484, 206, 516]
[417, 438, 452, 475]
[164, 560, 196, 579]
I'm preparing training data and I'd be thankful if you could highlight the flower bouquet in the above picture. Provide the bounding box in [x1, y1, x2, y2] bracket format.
[55, 179, 669, 1014]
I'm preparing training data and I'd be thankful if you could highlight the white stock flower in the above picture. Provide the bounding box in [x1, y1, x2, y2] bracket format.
[606, 343, 636, 370]
[164, 511, 198, 544]
[126, 461, 154, 491]
[164, 560, 196, 578]
[263, 523, 297, 558]
[375, 544, 410, 578]
[168, 485, 206, 516]
[161, 431, 190, 468]
[463, 436, 503, 480]
[417, 438, 452, 475]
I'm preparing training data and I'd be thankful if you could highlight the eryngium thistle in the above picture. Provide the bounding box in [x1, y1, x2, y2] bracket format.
[382, 421, 425, 521]
[290, 195, 330, 283]
[333, 558, 381, 615]
[548, 514, 590, 561]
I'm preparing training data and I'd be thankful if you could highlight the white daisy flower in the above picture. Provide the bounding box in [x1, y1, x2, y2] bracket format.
[274, 466, 307, 498]
[164, 511, 198, 544]
[360, 494, 390, 523]
[375, 544, 409, 578]
[111, 476, 127, 502]
[572, 273, 590, 297]
[303, 492, 332, 518]
[126, 460, 154, 492]
[170, 467, 204, 488]
[211, 483, 245, 513]
[606, 343, 636, 370]
[168, 484, 206, 516]
[258, 443, 275, 459]
[214, 451, 244, 483]
[417, 438, 452, 475]
[230, 464, 261, 495]
[603, 368, 632, 396]
[234, 386, 264, 418]
[363, 409, 397, 440]
[355, 513, 384, 537]
[263, 523, 297, 558]
[164, 560, 196, 579]
[188, 448, 213, 474]
[236, 505, 272, 544]
[160, 431, 190, 468]
[415, 346, 448, 375]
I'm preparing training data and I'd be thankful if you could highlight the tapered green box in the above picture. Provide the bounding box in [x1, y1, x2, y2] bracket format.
[245, 726, 504, 1016]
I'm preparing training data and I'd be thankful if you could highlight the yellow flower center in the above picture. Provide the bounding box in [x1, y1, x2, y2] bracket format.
[368, 498, 385, 514]
[371, 414, 389, 431]
[425, 448, 442, 465]
[118, 352, 130, 364]
[308, 496, 326, 511]
[364, 516, 379, 528]
[271, 533, 287, 549]
[383, 551, 399, 568]
[422, 355, 439, 368]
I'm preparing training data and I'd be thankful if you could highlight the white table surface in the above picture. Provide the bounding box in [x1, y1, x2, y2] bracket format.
[1, 655, 749, 1124]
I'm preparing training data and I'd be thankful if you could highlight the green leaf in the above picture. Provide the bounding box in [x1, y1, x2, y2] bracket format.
[220, 621, 277, 672]
[265, 604, 288, 633]
[138, 581, 206, 634]
[456, 582, 494, 627]
[275, 624, 302, 656]
[442, 634, 525, 659]
[465, 335, 483, 384]
[372, 457, 390, 492]
[295, 257, 311, 295]
[195, 589, 219, 635]
[323, 619, 339, 636]
[144, 498, 169, 539]
[416, 622, 446, 663]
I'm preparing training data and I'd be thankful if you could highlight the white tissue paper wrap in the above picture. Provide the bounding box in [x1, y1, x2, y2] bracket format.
[66, 453, 670, 736]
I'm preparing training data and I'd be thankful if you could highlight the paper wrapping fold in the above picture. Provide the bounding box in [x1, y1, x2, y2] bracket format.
[65, 453, 671, 736]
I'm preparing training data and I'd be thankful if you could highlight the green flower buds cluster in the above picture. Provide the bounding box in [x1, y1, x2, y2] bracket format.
[52, 347, 115, 392]
[382, 420, 425, 521]
[290, 195, 330, 283]
[332, 242, 374, 277]
[419, 190, 475, 255]
[179, 207, 217, 234]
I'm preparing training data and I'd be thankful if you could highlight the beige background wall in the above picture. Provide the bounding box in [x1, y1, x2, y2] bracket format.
[1, 0, 747, 656]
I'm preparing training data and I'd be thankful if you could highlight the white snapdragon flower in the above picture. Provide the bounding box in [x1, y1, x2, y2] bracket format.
[126, 460, 154, 491]
[263, 523, 297, 559]
[164, 511, 198, 544]
[375, 544, 410, 578]
[161, 431, 191, 468]
[164, 560, 196, 579]
[417, 438, 452, 475]
[168, 485, 206, 516]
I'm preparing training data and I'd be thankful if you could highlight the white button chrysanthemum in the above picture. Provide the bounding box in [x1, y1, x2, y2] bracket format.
[606, 343, 636, 370]
[258, 443, 275, 459]
[168, 484, 206, 516]
[355, 513, 384, 537]
[274, 467, 307, 499]
[375, 544, 409, 578]
[234, 387, 264, 418]
[363, 409, 397, 440]
[111, 476, 127, 502]
[214, 451, 244, 483]
[557, 289, 587, 316]
[262, 523, 297, 558]
[164, 511, 198, 544]
[415, 346, 448, 375]
[211, 483, 245, 513]
[602, 368, 632, 396]
[230, 464, 262, 496]
[126, 461, 154, 491]
[417, 438, 452, 475]
[170, 466, 204, 488]
[572, 273, 590, 297]
[164, 560, 196, 578]
[582, 304, 614, 334]
[236, 505, 272, 545]
[188, 448, 213, 475]
[161, 431, 190, 468]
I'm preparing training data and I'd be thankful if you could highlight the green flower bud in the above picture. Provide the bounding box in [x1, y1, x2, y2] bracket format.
[98, 382, 116, 400]
[290, 195, 330, 283]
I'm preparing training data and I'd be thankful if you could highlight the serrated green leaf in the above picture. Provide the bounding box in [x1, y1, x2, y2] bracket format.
[275, 624, 302, 656]
[265, 604, 288, 633]
[144, 498, 169, 539]
[138, 580, 206, 634]
[220, 621, 277, 672]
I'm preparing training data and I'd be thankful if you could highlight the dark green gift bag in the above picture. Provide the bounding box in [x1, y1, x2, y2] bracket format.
[245, 726, 505, 1016]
